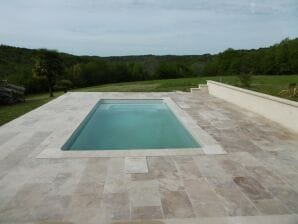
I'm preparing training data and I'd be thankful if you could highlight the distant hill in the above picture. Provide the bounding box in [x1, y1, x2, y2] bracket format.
[203, 38, 298, 76]
[0, 45, 211, 93]
[0, 37, 297, 94]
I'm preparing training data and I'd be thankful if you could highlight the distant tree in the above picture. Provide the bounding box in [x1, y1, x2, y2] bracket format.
[1, 37, 298, 94]
[157, 62, 180, 79]
[69, 63, 84, 87]
[275, 38, 291, 75]
[238, 72, 253, 87]
[33, 50, 64, 97]
[128, 63, 146, 80]
[190, 62, 205, 76]
[81, 61, 109, 85]
[106, 62, 127, 83]
[54, 79, 73, 93]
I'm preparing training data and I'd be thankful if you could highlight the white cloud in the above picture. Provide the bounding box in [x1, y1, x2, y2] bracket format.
[0, 0, 297, 55]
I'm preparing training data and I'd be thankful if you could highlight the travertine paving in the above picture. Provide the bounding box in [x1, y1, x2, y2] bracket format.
[0, 91, 297, 224]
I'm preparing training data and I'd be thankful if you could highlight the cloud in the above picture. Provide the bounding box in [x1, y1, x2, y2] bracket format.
[0, 0, 297, 55]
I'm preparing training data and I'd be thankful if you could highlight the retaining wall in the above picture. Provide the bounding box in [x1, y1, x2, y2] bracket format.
[207, 80, 298, 133]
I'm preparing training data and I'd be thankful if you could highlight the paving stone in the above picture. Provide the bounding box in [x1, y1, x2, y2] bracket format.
[132, 157, 179, 181]
[106, 158, 125, 178]
[52, 172, 72, 188]
[112, 221, 165, 224]
[0, 132, 19, 146]
[261, 156, 297, 177]
[246, 166, 286, 188]
[125, 157, 148, 174]
[235, 214, 298, 224]
[79, 158, 108, 183]
[0, 132, 34, 160]
[203, 145, 227, 155]
[147, 157, 179, 179]
[31, 195, 71, 221]
[104, 176, 130, 194]
[63, 207, 108, 224]
[102, 193, 130, 220]
[0, 131, 51, 178]
[184, 178, 229, 217]
[233, 176, 273, 200]
[0, 205, 34, 223]
[229, 152, 262, 167]
[173, 156, 202, 179]
[132, 206, 163, 219]
[75, 181, 104, 196]
[51, 169, 84, 197]
[3, 183, 52, 210]
[161, 191, 195, 218]
[184, 178, 220, 201]
[69, 194, 102, 209]
[1, 92, 298, 223]
[25, 160, 63, 184]
[161, 217, 240, 224]
[159, 177, 184, 192]
[193, 155, 229, 177]
[176, 102, 190, 109]
[268, 186, 298, 213]
[0, 183, 52, 222]
[252, 198, 291, 215]
[216, 157, 249, 177]
[0, 168, 30, 211]
[130, 180, 161, 207]
[191, 200, 229, 217]
[283, 173, 298, 190]
[35, 221, 73, 224]
[207, 177, 260, 216]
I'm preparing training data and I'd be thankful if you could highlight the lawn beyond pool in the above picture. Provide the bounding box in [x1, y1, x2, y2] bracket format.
[0, 75, 297, 126]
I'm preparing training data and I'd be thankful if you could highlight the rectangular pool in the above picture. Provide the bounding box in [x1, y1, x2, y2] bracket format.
[62, 99, 200, 150]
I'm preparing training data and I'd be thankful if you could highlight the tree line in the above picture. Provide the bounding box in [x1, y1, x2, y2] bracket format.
[0, 37, 297, 95]
[203, 38, 298, 76]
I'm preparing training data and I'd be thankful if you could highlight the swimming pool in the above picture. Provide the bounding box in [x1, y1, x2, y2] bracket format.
[62, 99, 200, 150]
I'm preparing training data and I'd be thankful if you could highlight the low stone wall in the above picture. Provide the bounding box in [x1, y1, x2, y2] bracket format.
[207, 80, 298, 133]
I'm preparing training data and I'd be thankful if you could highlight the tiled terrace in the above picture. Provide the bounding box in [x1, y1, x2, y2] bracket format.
[0, 91, 297, 224]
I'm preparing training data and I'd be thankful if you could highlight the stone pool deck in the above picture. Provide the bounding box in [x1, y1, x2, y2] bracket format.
[0, 92, 298, 224]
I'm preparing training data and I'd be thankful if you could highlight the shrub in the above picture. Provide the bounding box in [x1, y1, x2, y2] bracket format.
[238, 72, 253, 87]
[54, 79, 73, 92]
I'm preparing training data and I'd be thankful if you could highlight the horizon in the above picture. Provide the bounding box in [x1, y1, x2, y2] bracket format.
[1, 36, 294, 58]
[1, 0, 298, 56]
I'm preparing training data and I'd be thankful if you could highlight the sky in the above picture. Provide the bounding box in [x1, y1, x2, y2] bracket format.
[0, 0, 298, 56]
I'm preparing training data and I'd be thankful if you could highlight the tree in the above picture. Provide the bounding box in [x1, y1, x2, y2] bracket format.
[33, 49, 64, 97]
[238, 72, 253, 87]
[69, 63, 84, 87]
[128, 63, 146, 80]
[54, 79, 73, 93]
[157, 62, 180, 79]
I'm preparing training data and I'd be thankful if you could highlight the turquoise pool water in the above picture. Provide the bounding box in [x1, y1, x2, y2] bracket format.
[62, 99, 200, 150]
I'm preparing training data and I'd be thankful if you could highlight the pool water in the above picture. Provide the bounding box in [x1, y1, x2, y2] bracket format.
[62, 99, 200, 150]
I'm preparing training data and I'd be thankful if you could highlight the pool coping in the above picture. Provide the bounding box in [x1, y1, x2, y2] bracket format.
[37, 96, 226, 158]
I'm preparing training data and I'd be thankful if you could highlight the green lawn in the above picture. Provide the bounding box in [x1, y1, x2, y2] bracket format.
[0, 92, 63, 126]
[0, 75, 297, 126]
[75, 75, 298, 99]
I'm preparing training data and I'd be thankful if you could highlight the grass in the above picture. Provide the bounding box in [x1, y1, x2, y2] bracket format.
[75, 78, 201, 92]
[0, 75, 297, 126]
[218, 75, 298, 100]
[0, 92, 63, 126]
[75, 75, 298, 100]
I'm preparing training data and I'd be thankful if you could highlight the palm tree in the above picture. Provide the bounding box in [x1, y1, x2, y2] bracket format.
[33, 49, 64, 97]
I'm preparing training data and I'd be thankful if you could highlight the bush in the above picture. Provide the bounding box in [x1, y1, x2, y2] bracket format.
[238, 72, 253, 87]
[54, 79, 73, 92]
